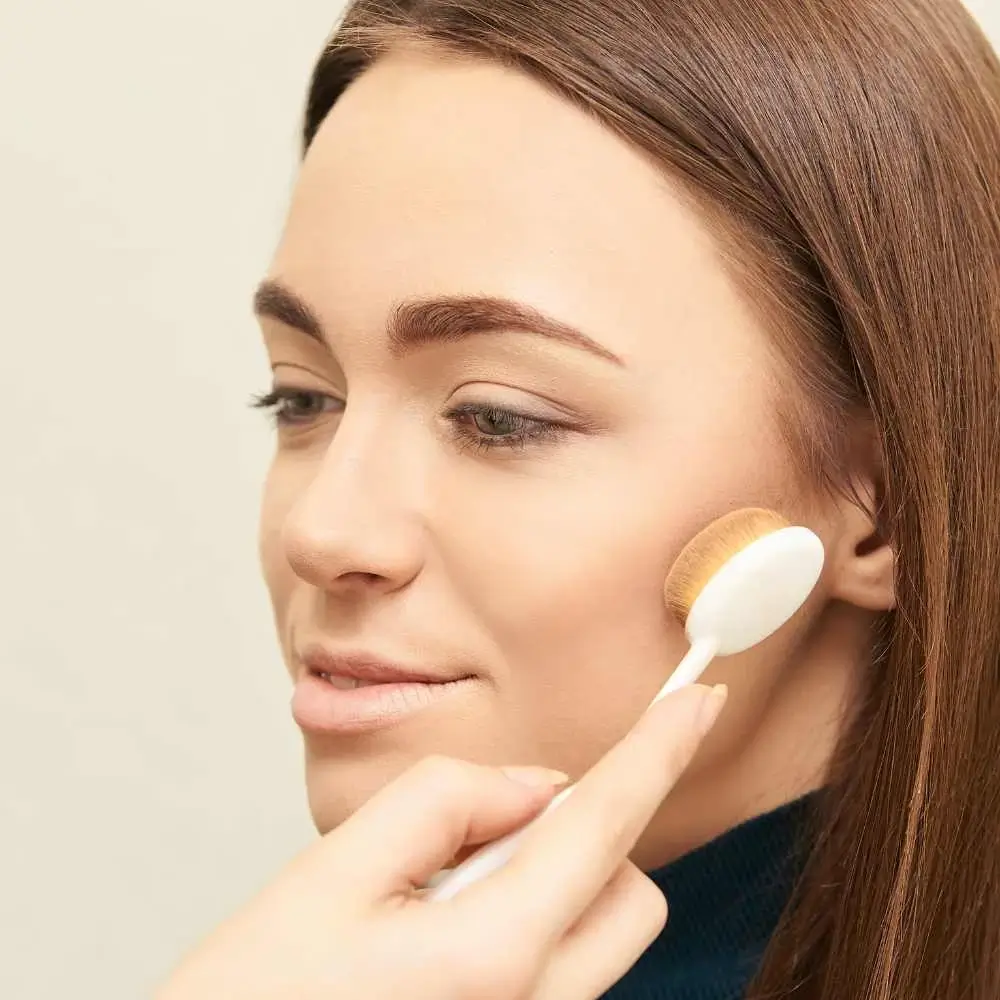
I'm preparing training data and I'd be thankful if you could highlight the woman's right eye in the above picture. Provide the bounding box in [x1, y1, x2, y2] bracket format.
[251, 387, 343, 426]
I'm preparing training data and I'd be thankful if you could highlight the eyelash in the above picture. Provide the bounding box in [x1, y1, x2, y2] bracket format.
[445, 401, 566, 453]
[250, 388, 343, 426]
[250, 388, 566, 452]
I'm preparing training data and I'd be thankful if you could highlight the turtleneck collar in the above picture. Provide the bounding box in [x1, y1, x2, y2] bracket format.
[602, 794, 816, 999]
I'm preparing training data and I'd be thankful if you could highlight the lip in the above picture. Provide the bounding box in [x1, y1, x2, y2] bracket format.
[300, 647, 467, 686]
[292, 647, 477, 735]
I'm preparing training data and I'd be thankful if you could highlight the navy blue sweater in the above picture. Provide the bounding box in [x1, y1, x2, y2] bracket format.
[602, 795, 814, 999]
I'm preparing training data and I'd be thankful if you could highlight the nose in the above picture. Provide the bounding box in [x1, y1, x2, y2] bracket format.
[281, 406, 424, 597]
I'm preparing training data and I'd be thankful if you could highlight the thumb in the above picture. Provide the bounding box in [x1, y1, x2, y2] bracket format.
[323, 758, 569, 902]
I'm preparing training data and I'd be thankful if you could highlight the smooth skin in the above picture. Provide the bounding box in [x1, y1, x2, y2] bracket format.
[159, 684, 725, 1000]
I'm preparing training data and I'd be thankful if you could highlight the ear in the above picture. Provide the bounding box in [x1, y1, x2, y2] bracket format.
[827, 430, 896, 612]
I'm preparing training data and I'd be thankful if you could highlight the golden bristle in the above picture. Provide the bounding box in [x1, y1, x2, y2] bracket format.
[664, 508, 791, 626]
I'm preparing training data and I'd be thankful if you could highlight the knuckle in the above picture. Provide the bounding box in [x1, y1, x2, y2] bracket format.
[630, 870, 669, 935]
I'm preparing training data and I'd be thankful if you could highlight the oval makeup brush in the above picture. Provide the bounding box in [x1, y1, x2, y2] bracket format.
[424, 508, 825, 902]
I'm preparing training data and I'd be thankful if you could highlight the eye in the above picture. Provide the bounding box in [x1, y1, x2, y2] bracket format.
[470, 407, 528, 437]
[251, 387, 342, 426]
[446, 402, 566, 452]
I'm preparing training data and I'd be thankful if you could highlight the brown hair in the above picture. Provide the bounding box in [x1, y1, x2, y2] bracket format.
[299, 2, 1000, 997]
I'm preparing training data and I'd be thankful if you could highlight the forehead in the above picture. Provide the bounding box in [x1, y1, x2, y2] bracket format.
[271, 47, 753, 370]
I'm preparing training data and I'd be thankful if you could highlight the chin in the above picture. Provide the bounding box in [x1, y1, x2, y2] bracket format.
[307, 773, 385, 834]
[303, 741, 420, 834]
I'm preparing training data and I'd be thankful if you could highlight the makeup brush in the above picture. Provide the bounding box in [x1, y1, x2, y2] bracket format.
[424, 507, 825, 902]
[649, 507, 825, 704]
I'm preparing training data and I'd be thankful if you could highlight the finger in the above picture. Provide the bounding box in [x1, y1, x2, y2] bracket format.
[434, 766, 569, 870]
[324, 757, 569, 900]
[421, 768, 575, 890]
[460, 683, 725, 943]
[533, 862, 667, 1000]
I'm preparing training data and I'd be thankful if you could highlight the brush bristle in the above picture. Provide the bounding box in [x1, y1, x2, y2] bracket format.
[664, 508, 791, 626]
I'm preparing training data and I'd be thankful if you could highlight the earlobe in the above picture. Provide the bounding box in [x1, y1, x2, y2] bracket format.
[828, 480, 896, 612]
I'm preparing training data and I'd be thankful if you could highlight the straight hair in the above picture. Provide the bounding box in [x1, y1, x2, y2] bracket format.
[300, 3, 1000, 997]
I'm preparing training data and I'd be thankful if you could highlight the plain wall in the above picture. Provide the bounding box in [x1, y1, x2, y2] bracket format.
[1, 2, 997, 997]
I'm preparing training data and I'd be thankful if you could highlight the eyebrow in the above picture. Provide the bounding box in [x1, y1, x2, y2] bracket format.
[252, 279, 624, 366]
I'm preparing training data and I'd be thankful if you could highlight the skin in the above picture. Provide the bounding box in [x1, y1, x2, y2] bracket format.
[256, 46, 894, 871]
[159, 690, 728, 1000]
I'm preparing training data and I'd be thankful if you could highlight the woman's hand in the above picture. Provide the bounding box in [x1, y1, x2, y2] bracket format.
[157, 682, 726, 1000]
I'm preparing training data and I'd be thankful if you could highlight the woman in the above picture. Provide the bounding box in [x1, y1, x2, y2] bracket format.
[163, 1, 1000, 998]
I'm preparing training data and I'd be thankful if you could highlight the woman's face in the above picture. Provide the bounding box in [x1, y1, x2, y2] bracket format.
[257, 47, 844, 854]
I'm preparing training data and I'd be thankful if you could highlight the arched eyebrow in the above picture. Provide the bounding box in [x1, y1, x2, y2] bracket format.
[252, 279, 625, 367]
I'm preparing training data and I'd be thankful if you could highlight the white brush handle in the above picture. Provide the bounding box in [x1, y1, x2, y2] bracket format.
[648, 638, 719, 706]
[424, 636, 720, 903]
[425, 784, 576, 902]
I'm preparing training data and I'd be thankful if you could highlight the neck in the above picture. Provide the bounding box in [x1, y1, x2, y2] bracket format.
[631, 600, 869, 871]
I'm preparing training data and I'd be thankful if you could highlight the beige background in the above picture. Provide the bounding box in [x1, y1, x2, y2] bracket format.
[1, 2, 997, 997]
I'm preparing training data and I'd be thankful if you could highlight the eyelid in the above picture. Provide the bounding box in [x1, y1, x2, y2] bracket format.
[268, 366, 345, 397]
[269, 359, 347, 394]
[447, 381, 586, 425]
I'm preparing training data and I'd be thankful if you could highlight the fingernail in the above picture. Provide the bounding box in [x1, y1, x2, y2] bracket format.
[695, 684, 728, 736]
[500, 766, 571, 788]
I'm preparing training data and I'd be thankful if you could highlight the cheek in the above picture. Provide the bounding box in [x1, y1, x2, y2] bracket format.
[508, 519, 686, 761]
[432, 418, 802, 766]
